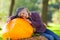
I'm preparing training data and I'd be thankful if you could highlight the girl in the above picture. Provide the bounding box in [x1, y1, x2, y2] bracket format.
[7, 7, 60, 40]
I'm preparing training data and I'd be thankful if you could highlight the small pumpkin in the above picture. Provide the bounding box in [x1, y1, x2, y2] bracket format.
[2, 18, 33, 40]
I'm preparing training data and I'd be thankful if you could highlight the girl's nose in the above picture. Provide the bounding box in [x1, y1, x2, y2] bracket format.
[23, 14, 26, 17]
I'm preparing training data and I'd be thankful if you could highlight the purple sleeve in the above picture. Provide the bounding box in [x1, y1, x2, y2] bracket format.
[9, 16, 16, 20]
[31, 12, 46, 32]
[6, 16, 16, 22]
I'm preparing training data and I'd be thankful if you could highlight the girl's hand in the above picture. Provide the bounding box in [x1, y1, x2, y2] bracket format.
[33, 28, 36, 32]
[24, 19, 32, 24]
[26, 19, 32, 24]
[7, 18, 11, 23]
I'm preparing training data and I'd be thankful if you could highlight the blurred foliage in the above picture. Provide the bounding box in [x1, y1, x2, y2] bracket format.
[47, 0, 59, 23]
[13, 0, 40, 14]
[0, 0, 10, 14]
[0, 28, 2, 30]
[0, 13, 7, 22]
[0, 0, 10, 22]
[52, 10, 60, 24]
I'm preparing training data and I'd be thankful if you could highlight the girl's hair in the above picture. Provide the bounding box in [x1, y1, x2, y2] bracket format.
[15, 7, 25, 17]
[15, 7, 31, 17]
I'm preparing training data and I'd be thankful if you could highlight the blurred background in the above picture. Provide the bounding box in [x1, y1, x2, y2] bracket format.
[0, 0, 60, 39]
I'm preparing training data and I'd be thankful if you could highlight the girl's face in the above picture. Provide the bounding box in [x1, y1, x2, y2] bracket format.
[18, 8, 29, 18]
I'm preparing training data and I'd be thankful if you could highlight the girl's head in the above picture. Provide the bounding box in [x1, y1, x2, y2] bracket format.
[15, 7, 30, 18]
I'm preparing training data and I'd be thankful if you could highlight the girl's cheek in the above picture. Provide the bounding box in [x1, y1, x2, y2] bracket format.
[26, 14, 28, 17]
[21, 14, 23, 17]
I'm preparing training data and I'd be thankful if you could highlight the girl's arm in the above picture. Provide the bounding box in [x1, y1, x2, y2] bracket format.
[7, 16, 16, 23]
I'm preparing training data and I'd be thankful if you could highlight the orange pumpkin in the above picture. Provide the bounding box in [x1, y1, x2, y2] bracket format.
[2, 18, 33, 40]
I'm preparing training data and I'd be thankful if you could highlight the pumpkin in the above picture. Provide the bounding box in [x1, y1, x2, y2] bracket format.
[2, 18, 33, 40]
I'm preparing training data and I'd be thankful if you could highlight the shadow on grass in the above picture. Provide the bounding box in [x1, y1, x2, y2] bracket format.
[0, 37, 2, 40]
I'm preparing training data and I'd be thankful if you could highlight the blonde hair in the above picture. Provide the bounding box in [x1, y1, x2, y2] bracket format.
[25, 8, 31, 17]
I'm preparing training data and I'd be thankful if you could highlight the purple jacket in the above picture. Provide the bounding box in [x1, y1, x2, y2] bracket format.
[8, 12, 46, 33]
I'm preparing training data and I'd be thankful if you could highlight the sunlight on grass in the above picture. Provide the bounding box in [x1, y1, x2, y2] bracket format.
[47, 23, 60, 36]
[0, 37, 2, 40]
[48, 23, 60, 30]
[0, 30, 2, 40]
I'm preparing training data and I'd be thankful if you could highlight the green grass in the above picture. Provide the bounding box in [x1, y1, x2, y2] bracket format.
[47, 23, 60, 36]
[0, 13, 7, 22]
[0, 13, 7, 40]
[0, 37, 2, 40]
[0, 30, 2, 40]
